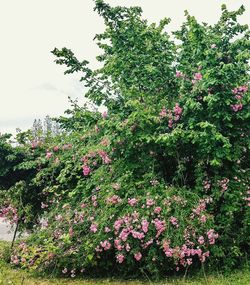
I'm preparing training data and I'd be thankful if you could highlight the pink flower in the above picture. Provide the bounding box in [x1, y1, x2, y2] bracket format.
[153, 219, 166, 237]
[231, 104, 243, 112]
[125, 243, 131, 251]
[235, 95, 243, 100]
[198, 236, 205, 245]
[119, 228, 130, 241]
[141, 219, 149, 233]
[134, 252, 142, 261]
[176, 71, 183, 78]
[53, 146, 59, 152]
[114, 218, 123, 231]
[114, 239, 124, 251]
[128, 198, 138, 206]
[106, 195, 122, 205]
[154, 207, 162, 214]
[90, 223, 98, 233]
[46, 152, 53, 159]
[116, 254, 125, 263]
[146, 198, 154, 207]
[207, 229, 218, 244]
[194, 73, 202, 81]
[98, 150, 112, 164]
[170, 216, 179, 228]
[11, 255, 19, 265]
[55, 214, 63, 221]
[41, 202, 48, 209]
[131, 230, 145, 240]
[102, 111, 108, 119]
[199, 215, 207, 223]
[104, 226, 111, 233]
[211, 44, 216, 48]
[174, 103, 183, 116]
[82, 165, 91, 176]
[159, 107, 167, 118]
[100, 240, 111, 250]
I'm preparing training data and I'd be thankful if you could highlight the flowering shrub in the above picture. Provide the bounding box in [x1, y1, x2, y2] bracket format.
[1, 0, 249, 278]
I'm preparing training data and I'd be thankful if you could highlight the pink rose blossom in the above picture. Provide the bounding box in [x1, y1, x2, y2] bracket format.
[176, 71, 183, 78]
[128, 198, 138, 206]
[146, 198, 154, 207]
[194, 72, 202, 81]
[90, 223, 98, 233]
[116, 254, 125, 263]
[134, 252, 142, 261]
[46, 152, 53, 159]
[198, 236, 205, 245]
[154, 207, 162, 214]
[159, 107, 167, 118]
[141, 219, 149, 233]
[82, 165, 91, 176]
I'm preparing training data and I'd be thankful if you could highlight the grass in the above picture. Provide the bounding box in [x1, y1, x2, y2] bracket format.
[0, 241, 249, 285]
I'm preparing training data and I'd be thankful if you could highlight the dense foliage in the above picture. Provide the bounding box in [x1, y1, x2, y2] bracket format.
[0, 1, 249, 278]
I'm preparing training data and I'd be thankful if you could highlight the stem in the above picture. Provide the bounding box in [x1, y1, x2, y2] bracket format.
[202, 263, 208, 285]
[11, 219, 19, 249]
[183, 265, 189, 281]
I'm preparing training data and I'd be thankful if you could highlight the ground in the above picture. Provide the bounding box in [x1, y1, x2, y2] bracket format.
[0, 241, 249, 285]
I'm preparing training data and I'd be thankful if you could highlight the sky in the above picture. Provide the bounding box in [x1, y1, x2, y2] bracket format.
[0, 0, 249, 135]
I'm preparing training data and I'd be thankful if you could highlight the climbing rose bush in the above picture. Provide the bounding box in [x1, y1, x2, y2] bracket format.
[1, 0, 249, 278]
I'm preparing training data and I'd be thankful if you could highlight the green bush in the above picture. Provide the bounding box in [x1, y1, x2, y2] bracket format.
[1, 0, 249, 278]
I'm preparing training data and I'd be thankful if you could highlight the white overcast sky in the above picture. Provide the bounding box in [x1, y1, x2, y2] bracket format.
[0, 0, 249, 135]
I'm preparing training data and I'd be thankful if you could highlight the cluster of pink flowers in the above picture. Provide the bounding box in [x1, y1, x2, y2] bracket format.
[198, 236, 205, 245]
[159, 103, 183, 128]
[218, 178, 229, 193]
[11, 255, 20, 265]
[82, 165, 91, 176]
[170, 216, 179, 228]
[134, 252, 142, 261]
[116, 253, 125, 263]
[176, 71, 184, 78]
[192, 72, 203, 84]
[128, 198, 138, 206]
[153, 218, 166, 237]
[231, 104, 243, 112]
[163, 240, 210, 266]
[81, 149, 112, 176]
[46, 151, 53, 159]
[62, 143, 72, 150]
[173, 103, 183, 121]
[141, 219, 149, 233]
[106, 195, 122, 205]
[203, 180, 211, 192]
[102, 111, 108, 119]
[232, 85, 248, 96]
[159, 107, 167, 118]
[98, 150, 112, 164]
[231, 85, 247, 112]
[90, 223, 98, 233]
[207, 229, 219, 244]
[146, 198, 155, 207]
[154, 207, 162, 214]
[192, 200, 207, 216]
[0, 204, 18, 224]
[31, 140, 42, 149]
[100, 240, 112, 251]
